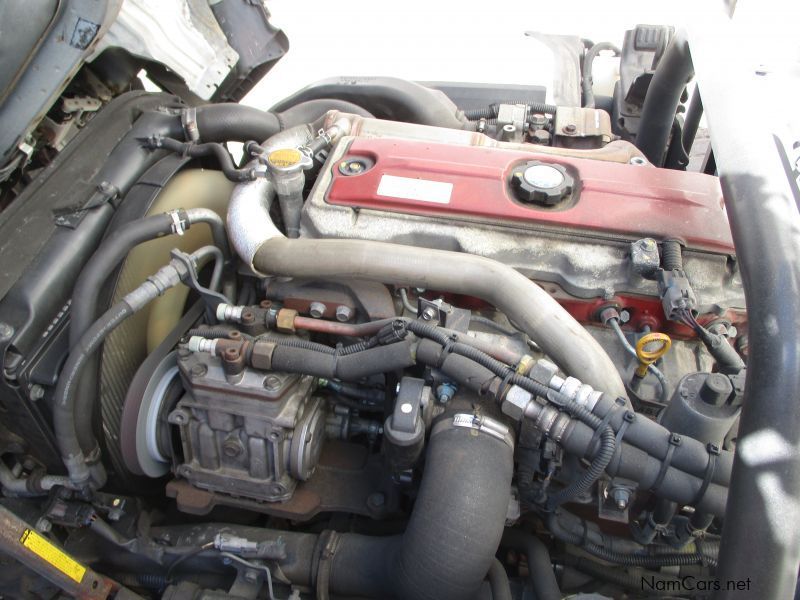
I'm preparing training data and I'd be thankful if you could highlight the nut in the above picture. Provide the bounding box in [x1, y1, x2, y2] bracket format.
[251, 341, 276, 370]
[276, 308, 298, 333]
[501, 386, 533, 421]
[529, 359, 559, 386]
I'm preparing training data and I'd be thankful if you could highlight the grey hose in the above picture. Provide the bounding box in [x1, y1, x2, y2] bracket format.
[609, 318, 669, 403]
[0, 462, 73, 495]
[486, 559, 512, 600]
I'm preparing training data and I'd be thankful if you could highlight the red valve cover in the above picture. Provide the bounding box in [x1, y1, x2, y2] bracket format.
[326, 138, 734, 254]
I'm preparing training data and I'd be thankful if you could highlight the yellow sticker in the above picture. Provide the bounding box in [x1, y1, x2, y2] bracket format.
[268, 148, 302, 168]
[19, 529, 86, 583]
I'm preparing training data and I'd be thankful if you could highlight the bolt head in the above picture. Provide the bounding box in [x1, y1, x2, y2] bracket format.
[0, 322, 13, 342]
[264, 375, 282, 391]
[335, 305, 353, 322]
[421, 307, 437, 321]
[190, 363, 207, 378]
[309, 302, 327, 318]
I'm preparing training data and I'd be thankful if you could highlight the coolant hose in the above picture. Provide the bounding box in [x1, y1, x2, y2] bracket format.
[328, 414, 515, 600]
[249, 236, 627, 398]
[500, 530, 561, 600]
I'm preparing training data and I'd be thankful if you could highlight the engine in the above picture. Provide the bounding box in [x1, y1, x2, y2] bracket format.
[0, 29, 761, 600]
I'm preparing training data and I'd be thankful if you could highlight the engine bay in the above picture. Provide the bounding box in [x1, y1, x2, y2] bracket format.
[1, 11, 793, 600]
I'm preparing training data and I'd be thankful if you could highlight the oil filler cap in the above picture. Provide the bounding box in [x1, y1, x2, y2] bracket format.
[511, 161, 574, 206]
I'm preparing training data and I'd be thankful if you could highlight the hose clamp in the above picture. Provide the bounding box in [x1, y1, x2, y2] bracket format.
[169, 210, 188, 236]
[445, 413, 515, 450]
[181, 107, 199, 142]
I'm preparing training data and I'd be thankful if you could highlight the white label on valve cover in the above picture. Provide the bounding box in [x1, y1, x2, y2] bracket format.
[376, 175, 453, 204]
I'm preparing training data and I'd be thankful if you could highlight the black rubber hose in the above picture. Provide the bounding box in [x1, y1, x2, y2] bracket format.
[325, 419, 515, 600]
[277, 99, 374, 123]
[69, 210, 226, 455]
[582, 42, 621, 108]
[69, 213, 174, 454]
[414, 339, 731, 514]
[500, 530, 561, 600]
[193, 103, 280, 143]
[547, 511, 714, 568]
[547, 424, 616, 508]
[636, 31, 694, 166]
[268, 340, 417, 382]
[55, 301, 134, 487]
[149, 138, 254, 182]
[487, 559, 513, 600]
[270, 76, 465, 128]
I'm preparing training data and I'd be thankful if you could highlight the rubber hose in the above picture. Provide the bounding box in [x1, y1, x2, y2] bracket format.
[253, 238, 628, 399]
[636, 31, 694, 165]
[487, 559, 513, 600]
[55, 301, 134, 486]
[414, 340, 731, 514]
[153, 138, 254, 182]
[582, 42, 621, 108]
[547, 425, 616, 508]
[69, 210, 226, 455]
[331, 418, 515, 600]
[269, 76, 465, 128]
[500, 530, 561, 600]
[547, 511, 713, 568]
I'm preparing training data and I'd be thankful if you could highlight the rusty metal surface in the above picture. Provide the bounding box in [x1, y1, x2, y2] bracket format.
[0, 504, 141, 600]
[264, 279, 396, 321]
[167, 440, 399, 521]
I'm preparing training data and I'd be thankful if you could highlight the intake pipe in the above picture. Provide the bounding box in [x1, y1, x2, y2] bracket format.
[227, 114, 629, 399]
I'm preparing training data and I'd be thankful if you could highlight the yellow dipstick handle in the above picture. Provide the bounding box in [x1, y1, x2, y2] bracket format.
[635, 333, 672, 377]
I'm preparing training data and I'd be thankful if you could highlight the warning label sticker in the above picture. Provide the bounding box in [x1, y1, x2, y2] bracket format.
[19, 529, 86, 583]
[377, 175, 453, 204]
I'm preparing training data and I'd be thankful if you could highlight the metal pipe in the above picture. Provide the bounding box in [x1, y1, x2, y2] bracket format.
[687, 16, 800, 600]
